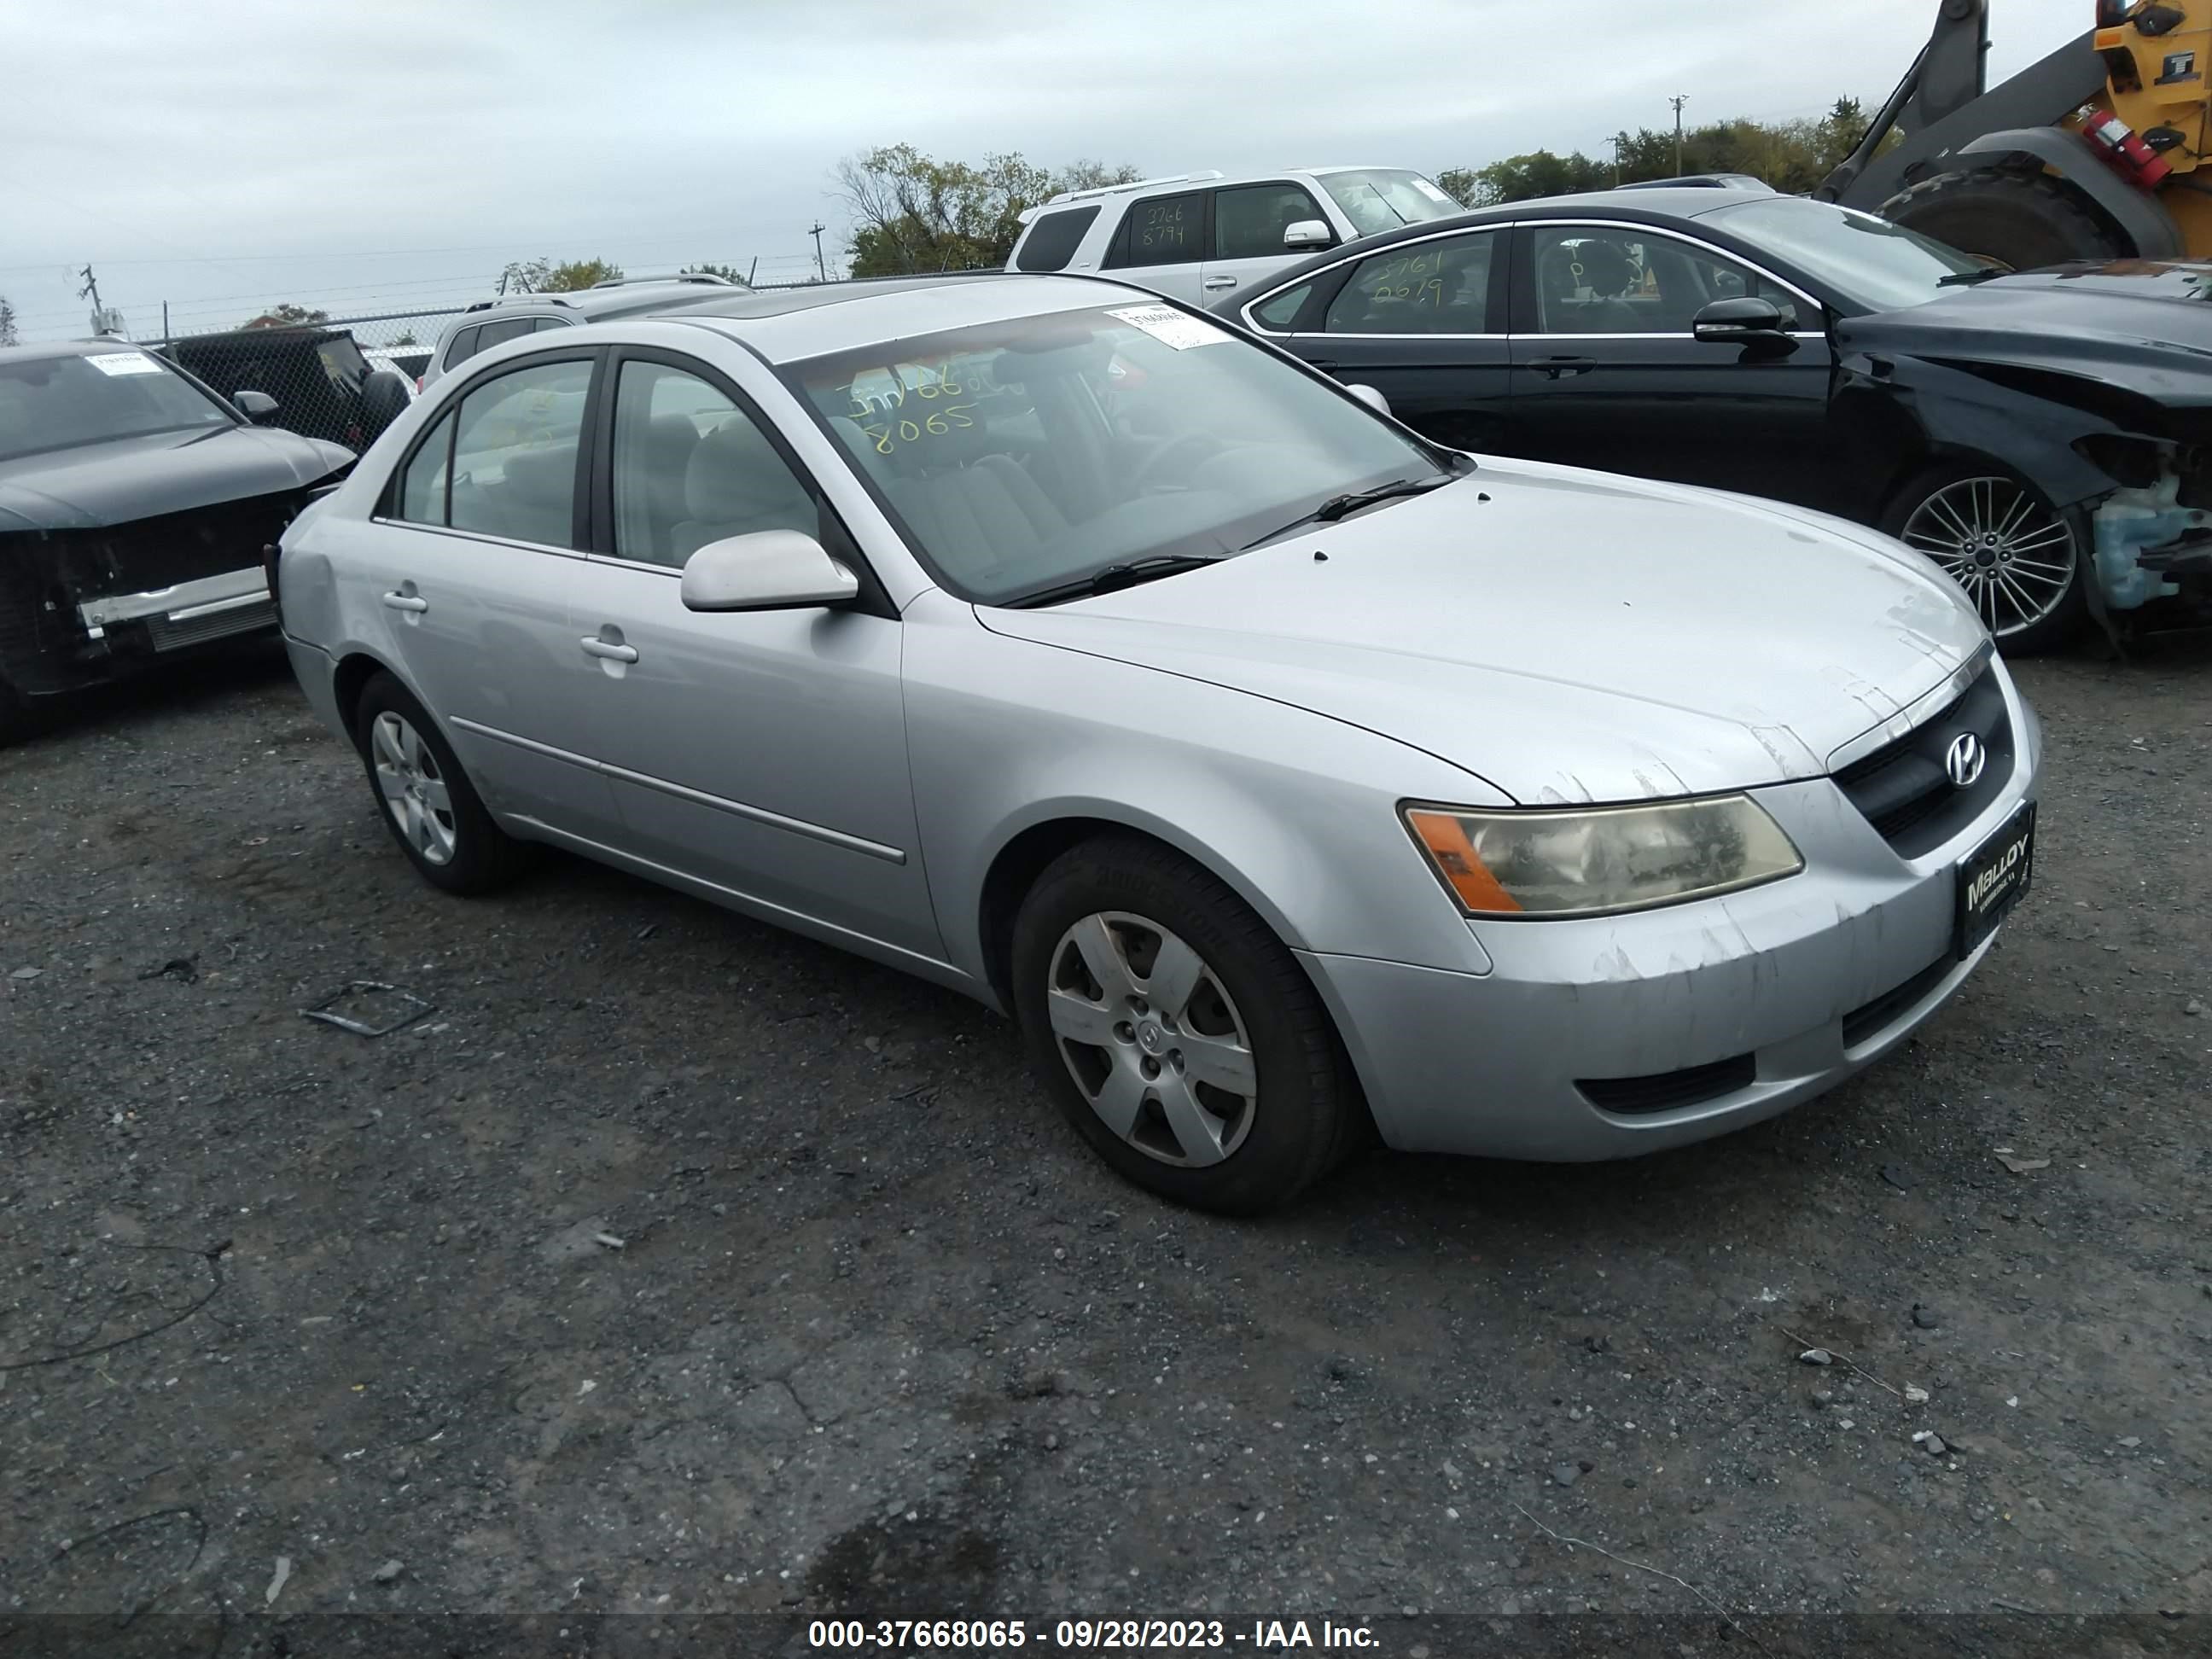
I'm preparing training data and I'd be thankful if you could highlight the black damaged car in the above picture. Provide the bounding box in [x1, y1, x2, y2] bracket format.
[1216, 181, 2212, 652]
[0, 340, 352, 740]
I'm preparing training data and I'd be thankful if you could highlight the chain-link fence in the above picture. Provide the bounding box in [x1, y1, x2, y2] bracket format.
[153, 306, 461, 453]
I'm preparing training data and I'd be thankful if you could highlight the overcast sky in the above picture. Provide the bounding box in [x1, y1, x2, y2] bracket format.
[0, 0, 2085, 343]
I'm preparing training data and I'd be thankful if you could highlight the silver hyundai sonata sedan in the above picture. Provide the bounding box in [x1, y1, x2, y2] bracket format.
[276, 273, 2040, 1213]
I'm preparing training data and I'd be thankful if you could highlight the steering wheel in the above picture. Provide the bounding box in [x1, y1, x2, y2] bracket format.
[1132, 432, 1235, 492]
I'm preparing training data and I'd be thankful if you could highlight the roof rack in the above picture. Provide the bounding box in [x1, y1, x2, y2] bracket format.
[588, 271, 742, 289]
[1615, 173, 1775, 193]
[1035, 169, 1225, 211]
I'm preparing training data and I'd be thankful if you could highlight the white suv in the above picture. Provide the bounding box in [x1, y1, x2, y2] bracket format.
[1005, 167, 1463, 306]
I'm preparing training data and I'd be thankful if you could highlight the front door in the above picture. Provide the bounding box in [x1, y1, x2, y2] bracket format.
[1200, 180, 1335, 307]
[1506, 222, 1838, 510]
[565, 352, 940, 961]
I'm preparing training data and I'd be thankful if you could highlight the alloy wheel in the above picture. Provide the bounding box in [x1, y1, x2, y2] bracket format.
[1899, 475, 2077, 639]
[1045, 911, 1258, 1167]
[370, 711, 458, 866]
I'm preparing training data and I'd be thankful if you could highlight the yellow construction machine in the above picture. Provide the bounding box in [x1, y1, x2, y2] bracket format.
[1819, 0, 2212, 265]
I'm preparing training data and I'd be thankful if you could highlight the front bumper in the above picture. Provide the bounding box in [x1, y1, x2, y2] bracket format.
[78, 564, 276, 653]
[1303, 673, 2041, 1162]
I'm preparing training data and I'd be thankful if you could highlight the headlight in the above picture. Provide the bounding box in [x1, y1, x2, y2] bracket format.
[1404, 795, 1803, 919]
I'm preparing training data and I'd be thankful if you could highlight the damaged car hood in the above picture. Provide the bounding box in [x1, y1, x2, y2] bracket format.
[1840, 262, 2212, 405]
[979, 458, 1987, 804]
[0, 425, 351, 533]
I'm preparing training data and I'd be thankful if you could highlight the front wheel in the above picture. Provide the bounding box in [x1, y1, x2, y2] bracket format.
[1882, 464, 2089, 655]
[1010, 835, 1360, 1214]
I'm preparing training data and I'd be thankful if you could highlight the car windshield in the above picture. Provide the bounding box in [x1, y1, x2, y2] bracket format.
[1322, 170, 1464, 237]
[1703, 196, 1987, 311]
[0, 349, 234, 463]
[788, 302, 1445, 604]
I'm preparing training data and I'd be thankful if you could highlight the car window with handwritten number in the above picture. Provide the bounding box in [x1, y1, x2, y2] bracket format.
[788, 305, 1438, 605]
[1324, 233, 1499, 335]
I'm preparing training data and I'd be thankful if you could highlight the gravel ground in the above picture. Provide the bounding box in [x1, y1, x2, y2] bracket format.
[2, 637, 2208, 1641]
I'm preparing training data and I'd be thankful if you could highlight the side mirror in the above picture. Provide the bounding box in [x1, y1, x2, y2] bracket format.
[1284, 218, 1336, 250]
[680, 530, 859, 613]
[1343, 382, 1391, 418]
[235, 389, 279, 419]
[1692, 296, 1790, 343]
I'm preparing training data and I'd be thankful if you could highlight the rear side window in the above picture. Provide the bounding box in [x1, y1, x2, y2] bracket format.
[398, 410, 455, 522]
[1016, 207, 1100, 272]
[1249, 282, 1317, 332]
[1212, 183, 1326, 260]
[440, 325, 481, 367]
[443, 316, 547, 370]
[438, 358, 594, 547]
[1109, 192, 1204, 268]
[1324, 231, 1500, 335]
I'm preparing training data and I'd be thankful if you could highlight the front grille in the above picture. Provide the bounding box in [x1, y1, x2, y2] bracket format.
[1842, 955, 1954, 1050]
[1833, 667, 2012, 859]
[1578, 1052, 1756, 1115]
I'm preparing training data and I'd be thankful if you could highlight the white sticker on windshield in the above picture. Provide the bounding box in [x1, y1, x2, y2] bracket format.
[1108, 305, 1230, 350]
[85, 351, 165, 377]
[1412, 178, 1452, 203]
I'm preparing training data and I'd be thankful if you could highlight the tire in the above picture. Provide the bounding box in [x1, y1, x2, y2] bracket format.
[1881, 462, 2090, 655]
[1010, 834, 1359, 1214]
[1878, 169, 2127, 271]
[357, 370, 412, 447]
[351, 671, 528, 894]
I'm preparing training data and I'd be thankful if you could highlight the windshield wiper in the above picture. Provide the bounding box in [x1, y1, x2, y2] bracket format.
[1936, 269, 2004, 287]
[1239, 474, 1453, 550]
[1005, 554, 1226, 608]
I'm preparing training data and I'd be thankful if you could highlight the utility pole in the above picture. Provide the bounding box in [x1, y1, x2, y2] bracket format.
[79, 264, 124, 335]
[807, 221, 828, 283]
[1670, 95, 1690, 176]
[1610, 134, 1624, 185]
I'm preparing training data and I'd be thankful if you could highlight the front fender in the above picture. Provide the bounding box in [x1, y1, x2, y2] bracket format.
[900, 593, 1503, 997]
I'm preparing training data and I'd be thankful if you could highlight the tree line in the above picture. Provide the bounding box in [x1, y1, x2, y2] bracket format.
[145, 97, 1879, 338]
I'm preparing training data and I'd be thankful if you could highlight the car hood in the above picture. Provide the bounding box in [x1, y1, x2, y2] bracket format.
[1841, 261, 2212, 404]
[0, 425, 352, 533]
[978, 459, 1986, 804]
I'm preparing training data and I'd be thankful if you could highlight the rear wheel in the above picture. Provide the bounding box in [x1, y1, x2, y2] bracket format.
[1879, 169, 2127, 270]
[1882, 463, 2088, 654]
[1011, 835, 1359, 1214]
[351, 672, 528, 894]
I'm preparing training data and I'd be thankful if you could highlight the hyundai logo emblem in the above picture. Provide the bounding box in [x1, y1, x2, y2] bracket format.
[1945, 732, 1988, 789]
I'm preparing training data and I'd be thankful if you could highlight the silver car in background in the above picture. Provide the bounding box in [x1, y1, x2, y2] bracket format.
[276, 274, 2040, 1213]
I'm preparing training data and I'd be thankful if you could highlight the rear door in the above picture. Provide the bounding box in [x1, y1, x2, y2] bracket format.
[1265, 227, 1514, 454]
[1200, 180, 1335, 306]
[361, 349, 623, 839]
[1505, 220, 1839, 507]
[1100, 189, 1209, 301]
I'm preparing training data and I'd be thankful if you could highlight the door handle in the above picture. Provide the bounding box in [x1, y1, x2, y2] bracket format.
[1534, 357, 1598, 381]
[1202, 276, 1237, 290]
[579, 637, 639, 664]
[381, 591, 428, 614]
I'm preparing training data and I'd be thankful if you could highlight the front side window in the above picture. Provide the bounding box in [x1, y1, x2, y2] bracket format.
[0, 349, 233, 463]
[610, 360, 816, 567]
[1325, 232, 1499, 335]
[1016, 206, 1101, 272]
[1212, 183, 1326, 260]
[1531, 227, 1799, 335]
[789, 303, 1446, 605]
[430, 358, 592, 547]
[1110, 192, 1204, 268]
[1321, 170, 1464, 238]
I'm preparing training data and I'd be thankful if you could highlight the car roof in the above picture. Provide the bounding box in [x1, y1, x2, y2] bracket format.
[644, 273, 1142, 365]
